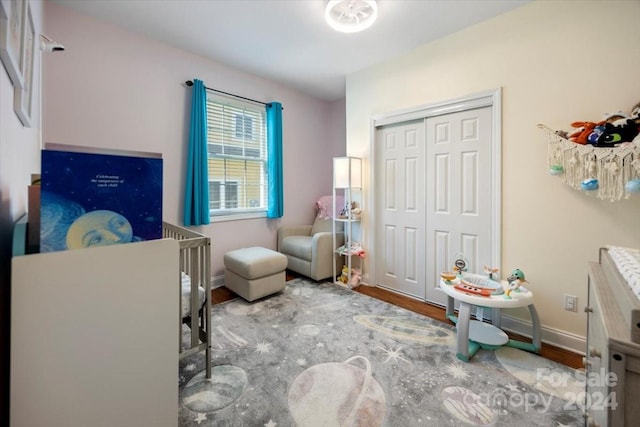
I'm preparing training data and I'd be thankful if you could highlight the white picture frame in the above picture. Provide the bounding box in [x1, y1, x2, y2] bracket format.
[14, 0, 34, 127]
[0, 0, 25, 88]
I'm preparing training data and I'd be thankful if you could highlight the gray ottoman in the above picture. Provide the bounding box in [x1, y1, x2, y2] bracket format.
[224, 247, 288, 302]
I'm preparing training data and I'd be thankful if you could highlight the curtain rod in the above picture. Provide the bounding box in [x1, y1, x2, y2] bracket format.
[185, 80, 282, 109]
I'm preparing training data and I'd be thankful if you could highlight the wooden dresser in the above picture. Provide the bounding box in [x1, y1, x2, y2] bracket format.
[585, 247, 640, 427]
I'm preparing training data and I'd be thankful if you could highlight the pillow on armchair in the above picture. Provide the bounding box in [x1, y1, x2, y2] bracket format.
[316, 195, 344, 220]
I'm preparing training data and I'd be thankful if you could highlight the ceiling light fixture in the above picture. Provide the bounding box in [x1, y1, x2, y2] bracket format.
[325, 0, 378, 34]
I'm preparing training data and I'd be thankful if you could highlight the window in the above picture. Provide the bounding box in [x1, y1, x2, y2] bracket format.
[206, 93, 267, 217]
[209, 181, 239, 210]
[235, 114, 253, 140]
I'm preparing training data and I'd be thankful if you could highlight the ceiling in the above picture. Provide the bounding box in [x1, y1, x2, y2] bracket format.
[51, 0, 531, 102]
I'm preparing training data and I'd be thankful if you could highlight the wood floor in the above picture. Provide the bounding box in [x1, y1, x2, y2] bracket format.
[352, 284, 584, 369]
[212, 274, 584, 370]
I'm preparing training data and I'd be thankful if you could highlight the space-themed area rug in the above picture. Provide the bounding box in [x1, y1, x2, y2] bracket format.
[179, 278, 585, 426]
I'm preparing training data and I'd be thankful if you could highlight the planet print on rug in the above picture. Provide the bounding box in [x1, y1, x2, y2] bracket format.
[297, 324, 321, 336]
[181, 365, 248, 413]
[225, 299, 266, 315]
[288, 356, 386, 427]
[354, 315, 455, 345]
[495, 346, 583, 399]
[178, 278, 585, 426]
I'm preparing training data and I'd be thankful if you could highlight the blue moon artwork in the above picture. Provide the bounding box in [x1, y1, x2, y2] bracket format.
[66, 210, 134, 249]
[40, 148, 162, 252]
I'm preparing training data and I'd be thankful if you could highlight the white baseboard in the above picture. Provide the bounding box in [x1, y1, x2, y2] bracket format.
[361, 283, 586, 355]
[213, 278, 587, 355]
[500, 313, 585, 356]
[212, 274, 225, 289]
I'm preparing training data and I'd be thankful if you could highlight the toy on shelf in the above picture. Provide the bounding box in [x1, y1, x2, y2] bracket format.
[349, 267, 362, 287]
[338, 265, 349, 284]
[336, 241, 366, 258]
[350, 206, 362, 220]
[338, 265, 362, 287]
[338, 201, 361, 220]
[504, 268, 527, 299]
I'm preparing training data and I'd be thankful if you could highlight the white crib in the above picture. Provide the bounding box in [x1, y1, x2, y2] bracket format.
[163, 222, 211, 378]
[12, 218, 181, 426]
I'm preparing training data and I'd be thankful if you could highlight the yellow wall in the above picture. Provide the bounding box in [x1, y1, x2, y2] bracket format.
[346, 0, 640, 347]
[208, 159, 263, 209]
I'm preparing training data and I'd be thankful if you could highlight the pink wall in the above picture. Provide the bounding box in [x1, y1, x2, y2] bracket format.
[42, 1, 345, 278]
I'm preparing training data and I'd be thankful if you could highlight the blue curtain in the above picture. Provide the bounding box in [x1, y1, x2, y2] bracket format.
[183, 79, 210, 226]
[266, 102, 283, 218]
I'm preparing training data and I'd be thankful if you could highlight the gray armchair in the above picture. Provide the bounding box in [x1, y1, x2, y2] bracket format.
[277, 218, 343, 281]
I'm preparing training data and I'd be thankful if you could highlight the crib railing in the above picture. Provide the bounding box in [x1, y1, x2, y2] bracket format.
[162, 221, 211, 378]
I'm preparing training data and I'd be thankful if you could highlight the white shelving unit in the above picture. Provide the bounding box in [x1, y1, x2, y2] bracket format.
[332, 156, 363, 288]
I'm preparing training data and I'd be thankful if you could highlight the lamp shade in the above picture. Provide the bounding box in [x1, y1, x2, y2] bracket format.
[334, 157, 362, 189]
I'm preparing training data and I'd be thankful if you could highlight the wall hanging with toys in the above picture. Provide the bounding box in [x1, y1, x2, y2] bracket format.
[538, 102, 640, 202]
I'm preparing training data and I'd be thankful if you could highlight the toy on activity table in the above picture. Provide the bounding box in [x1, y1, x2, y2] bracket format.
[483, 265, 499, 280]
[452, 253, 469, 277]
[440, 271, 457, 284]
[504, 268, 527, 299]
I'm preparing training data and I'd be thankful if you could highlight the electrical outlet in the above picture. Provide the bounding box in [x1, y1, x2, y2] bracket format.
[564, 294, 577, 312]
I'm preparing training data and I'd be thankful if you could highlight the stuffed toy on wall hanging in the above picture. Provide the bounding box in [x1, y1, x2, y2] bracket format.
[542, 100, 640, 201]
[595, 119, 638, 146]
[568, 121, 597, 145]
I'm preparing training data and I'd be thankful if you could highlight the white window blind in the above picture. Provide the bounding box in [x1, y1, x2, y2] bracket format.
[206, 93, 267, 216]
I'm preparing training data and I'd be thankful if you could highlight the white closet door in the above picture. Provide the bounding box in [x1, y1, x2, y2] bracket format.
[375, 120, 426, 299]
[425, 106, 494, 306]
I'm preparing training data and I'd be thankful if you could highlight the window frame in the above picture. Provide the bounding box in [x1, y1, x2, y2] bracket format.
[209, 180, 240, 211]
[205, 92, 268, 222]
